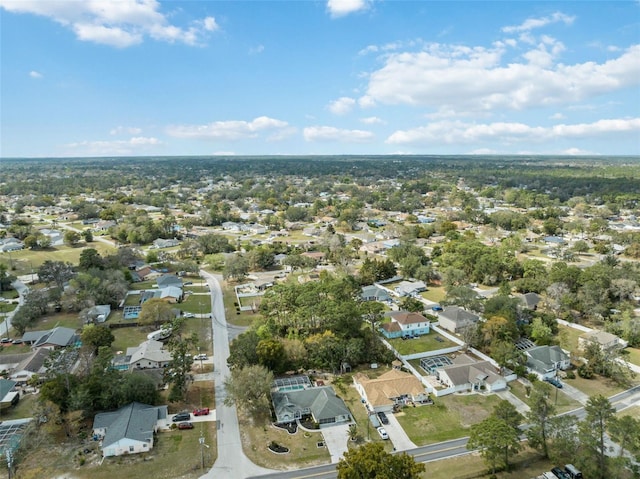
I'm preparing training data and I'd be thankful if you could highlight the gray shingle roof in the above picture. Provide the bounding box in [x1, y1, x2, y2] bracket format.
[272, 386, 351, 423]
[93, 402, 168, 449]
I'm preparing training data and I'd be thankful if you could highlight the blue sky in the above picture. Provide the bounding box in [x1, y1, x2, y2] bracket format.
[1, 0, 639, 157]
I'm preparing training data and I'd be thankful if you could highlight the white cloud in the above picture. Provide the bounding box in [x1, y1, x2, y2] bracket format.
[0, 0, 219, 47]
[249, 44, 265, 55]
[386, 118, 640, 146]
[362, 44, 640, 114]
[328, 96, 356, 115]
[549, 113, 565, 120]
[360, 116, 385, 124]
[166, 116, 290, 140]
[326, 0, 369, 18]
[563, 147, 597, 155]
[64, 136, 161, 155]
[29, 70, 42, 79]
[502, 12, 575, 34]
[110, 126, 143, 136]
[304, 126, 374, 142]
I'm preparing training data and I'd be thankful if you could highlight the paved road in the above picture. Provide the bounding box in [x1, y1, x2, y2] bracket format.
[199, 271, 275, 479]
[0, 280, 27, 337]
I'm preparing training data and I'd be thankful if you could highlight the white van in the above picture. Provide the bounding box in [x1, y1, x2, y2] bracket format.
[564, 464, 582, 479]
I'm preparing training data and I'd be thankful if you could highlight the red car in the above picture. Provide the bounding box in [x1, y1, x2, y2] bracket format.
[177, 422, 194, 430]
[193, 407, 210, 416]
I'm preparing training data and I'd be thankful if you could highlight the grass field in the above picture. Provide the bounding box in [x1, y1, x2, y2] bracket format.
[387, 332, 458, 356]
[421, 286, 447, 303]
[221, 282, 259, 328]
[0, 242, 116, 275]
[508, 380, 581, 414]
[396, 393, 502, 445]
[557, 324, 583, 351]
[563, 373, 629, 399]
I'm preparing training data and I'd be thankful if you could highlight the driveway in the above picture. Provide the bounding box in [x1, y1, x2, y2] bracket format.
[384, 413, 417, 451]
[558, 380, 589, 405]
[497, 389, 530, 415]
[321, 423, 350, 463]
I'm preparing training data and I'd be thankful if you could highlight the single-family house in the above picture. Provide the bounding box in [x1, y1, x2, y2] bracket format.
[9, 348, 52, 384]
[435, 355, 507, 394]
[159, 285, 183, 303]
[519, 292, 541, 310]
[156, 274, 183, 289]
[579, 330, 628, 352]
[21, 327, 78, 350]
[361, 285, 391, 302]
[92, 402, 168, 457]
[0, 238, 24, 252]
[271, 386, 352, 427]
[525, 345, 570, 379]
[353, 369, 429, 413]
[0, 379, 20, 409]
[437, 307, 480, 334]
[152, 238, 180, 249]
[380, 311, 430, 339]
[301, 251, 326, 263]
[394, 280, 427, 297]
[124, 339, 172, 370]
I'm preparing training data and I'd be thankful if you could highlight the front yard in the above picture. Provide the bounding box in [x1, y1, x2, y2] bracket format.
[396, 393, 502, 445]
[508, 380, 581, 414]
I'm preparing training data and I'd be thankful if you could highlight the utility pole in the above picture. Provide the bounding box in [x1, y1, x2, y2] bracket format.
[199, 431, 209, 470]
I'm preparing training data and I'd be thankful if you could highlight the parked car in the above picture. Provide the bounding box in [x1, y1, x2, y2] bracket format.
[551, 466, 570, 479]
[11, 339, 22, 345]
[0, 338, 12, 344]
[177, 422, 194, 430]
[564, 464, 583, 479]
[183, 312, 195, 318]
[376, 427, 389, 440]
[193, 407, 210, 416]
[377, 411, 389, 425]
[545, 377, 563, 389]
[172, 412, 191, 422]
[194, 353, 208, 360]
[431, 305, 443, 311]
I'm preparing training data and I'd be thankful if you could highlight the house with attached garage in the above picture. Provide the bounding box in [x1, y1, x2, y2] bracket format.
[436, 306, 480, 334]
[112, 339, 172, 371]
[380, 311, 430, 339]
[21, 326, 79, 350]
[92, 402, 168, 457]
[434, 354, 508, 395]
[271, 386, 352, 427]
[525, 345, 570, 380]
[353, 369, 430, 413]
[578, 330, 628, 352]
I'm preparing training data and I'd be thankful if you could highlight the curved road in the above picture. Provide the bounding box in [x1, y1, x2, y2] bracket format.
[199, 270, 275, 479]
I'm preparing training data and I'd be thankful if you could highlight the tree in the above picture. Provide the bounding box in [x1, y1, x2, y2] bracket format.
[467, 415, 521, 474]
[78, 248, 103, 270]
[578, 394, 615, 479]
[399, 296, 424, 313]
[63, 230, 81, 246]
[336, 442, 425, 479]
[526, 381, 556, 458]
[223, 364, 273, 419]
[227, 330, 260, 370]
[256, 338, 287, 373]
[80, 324, 115, 355]
[138, 298, 175, 329]
[223, 254, 249, 281]
[37, 260, 75, 291]
[608, 415, 640, 462]
[82, 229, 93, 243]
[166, 335, 196, 403]
[548, 414, 580, 464]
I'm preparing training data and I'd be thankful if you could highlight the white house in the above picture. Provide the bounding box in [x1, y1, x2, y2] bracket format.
[525, 345, 570, 379]
[92, 402, 168, 457]
[435, 354, 507, 394]
[380, 311, 430, 339]
[126, 339, 172, 370]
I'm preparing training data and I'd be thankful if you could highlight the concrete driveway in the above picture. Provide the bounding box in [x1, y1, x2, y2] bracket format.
[384, 413, 417, 451]
[321, 423, 350, 463]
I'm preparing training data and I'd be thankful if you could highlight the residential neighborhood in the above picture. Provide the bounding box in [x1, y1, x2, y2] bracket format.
[0, 155, 639, 479]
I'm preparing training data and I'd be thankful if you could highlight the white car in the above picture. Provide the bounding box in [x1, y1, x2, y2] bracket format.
[183, 312, 195, 318]
[194, 353, 208, 361]
[376, 427, 389, 440]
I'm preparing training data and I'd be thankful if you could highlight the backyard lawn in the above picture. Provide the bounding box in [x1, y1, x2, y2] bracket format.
[221, 282, 259, 327]
[396, 393, 502, 445]
[387, 332, 459, 356]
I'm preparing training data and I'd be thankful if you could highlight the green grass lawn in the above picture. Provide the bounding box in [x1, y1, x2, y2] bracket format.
[221, 282, 259, 327]
[624, 346, 640, 367]
[396, 393, 502, 445]
[180, 294, 212, 315]
[387, 332, 458, 356]
[0, 243, 116, 275]
[563, 373, 629, 399]
[557, 324, 583, 352]
[508, 380, 581, 414]
[421, 286, 446, 303]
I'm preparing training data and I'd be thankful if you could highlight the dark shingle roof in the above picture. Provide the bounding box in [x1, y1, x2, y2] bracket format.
[93, 402, 168, 449]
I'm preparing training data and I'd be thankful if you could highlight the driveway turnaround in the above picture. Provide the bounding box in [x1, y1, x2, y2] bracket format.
[321, 424, 350, 463]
